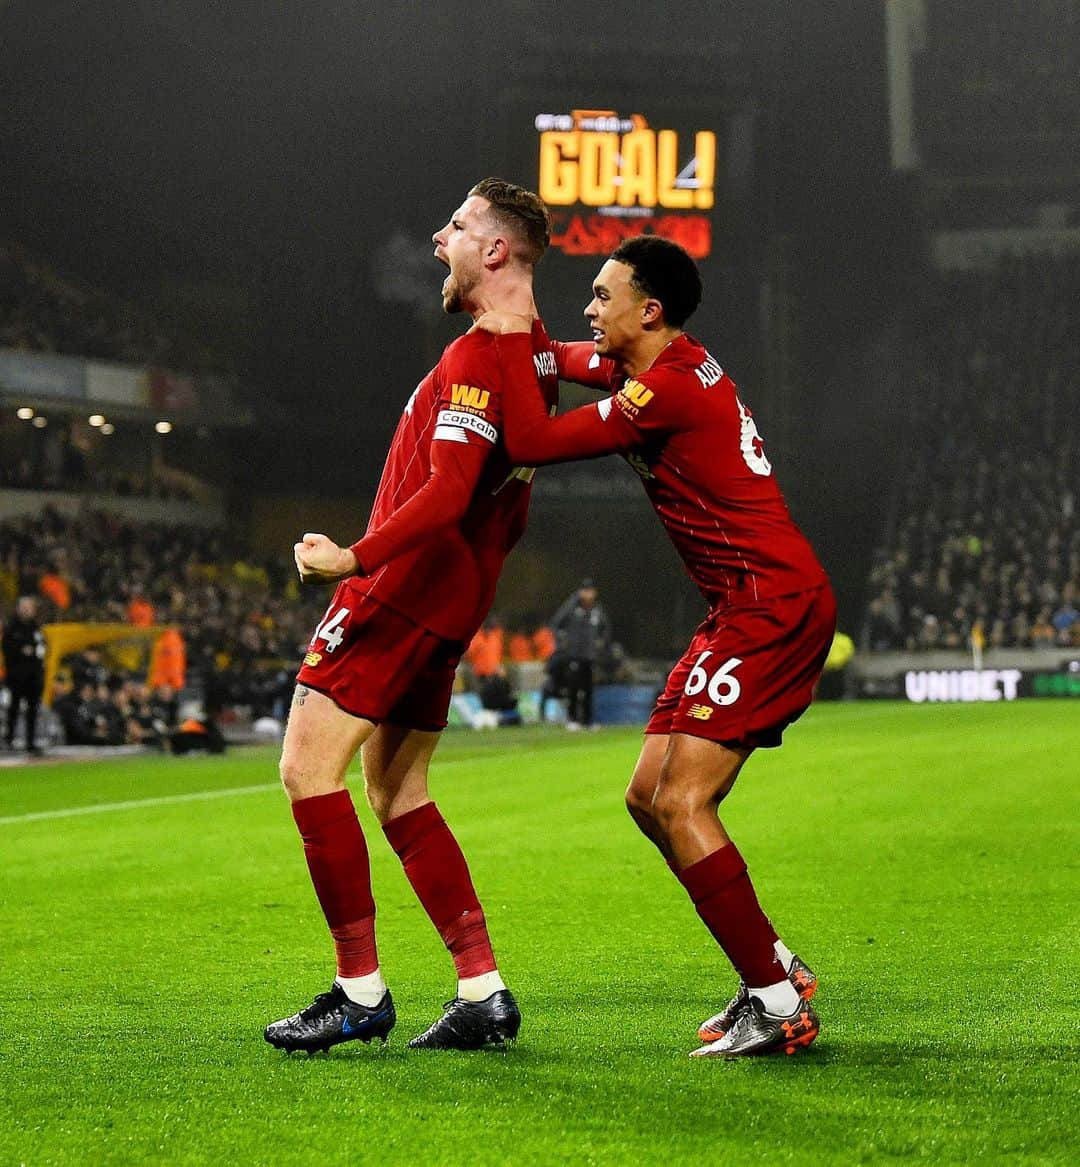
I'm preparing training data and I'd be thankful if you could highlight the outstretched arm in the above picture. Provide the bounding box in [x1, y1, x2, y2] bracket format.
[551, 340, 617, 389]
[495, 332, 638, 466]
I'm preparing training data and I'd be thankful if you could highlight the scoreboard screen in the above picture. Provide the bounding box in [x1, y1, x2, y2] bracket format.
[500, 91, 759, 357]
[535, 109, 717, 258]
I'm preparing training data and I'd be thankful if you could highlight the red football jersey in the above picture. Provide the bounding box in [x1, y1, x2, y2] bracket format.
[498, 332, 829, 608]
[349, 321, 559, 640]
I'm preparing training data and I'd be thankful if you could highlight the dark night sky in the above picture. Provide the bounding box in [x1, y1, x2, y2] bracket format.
[0, 1, 892, 499]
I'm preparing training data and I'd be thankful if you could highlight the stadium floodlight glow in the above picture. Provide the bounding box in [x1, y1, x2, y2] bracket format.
[88, 414, 106, 427]
[32, 415, 48, 428]
[100, 422, 115, 435]
[16, 406, 34, 420]
[154, 420, 173, 434]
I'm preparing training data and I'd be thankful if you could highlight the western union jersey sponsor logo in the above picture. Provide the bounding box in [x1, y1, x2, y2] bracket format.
[450, 383, 490, 410]
[687, 703, 713, 720]
[621, 379, 653, 407]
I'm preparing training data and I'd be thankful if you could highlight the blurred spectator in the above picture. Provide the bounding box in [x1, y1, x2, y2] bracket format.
[477, 665, 522, 727]
[51, 676, 86, 742]
[1031, 610, 1057, 650]
[149, 627, 186, 690]
[530, 624, 556, 661]
[150, 682, 179, 729]
[127, 591, 155, 627]
[123, 681, 169, 748]
[466, 615, 504, 680]
[2, 595, 46, 753]
[54, 681, 106, 745]
[550, 579, 610, 730]
[1051, 599, 1079, 645]
[817, 630, 855, 701]
[38, 566, 71, 612]
[539, 652, 568, 724]
[50, 675, 181, 748]
[170, 713, 226, 755]
[506, 624, 533, 663]
[70, 647, 109, 689]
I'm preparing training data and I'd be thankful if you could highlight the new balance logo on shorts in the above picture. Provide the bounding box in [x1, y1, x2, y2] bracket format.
[687, 704, 713, 720]
[304, 652, 322, 667]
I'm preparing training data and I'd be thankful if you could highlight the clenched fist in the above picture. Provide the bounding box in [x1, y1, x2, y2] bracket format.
[293, 532, 358, 584]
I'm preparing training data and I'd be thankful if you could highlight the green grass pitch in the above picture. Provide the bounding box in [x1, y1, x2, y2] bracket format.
[1, 701, 1077, 1165]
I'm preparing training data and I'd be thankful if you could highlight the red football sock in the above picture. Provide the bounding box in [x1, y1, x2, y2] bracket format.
[383, 801, 497, 979]
[678, 844, 787, 987]
[291, 789, 379, 978]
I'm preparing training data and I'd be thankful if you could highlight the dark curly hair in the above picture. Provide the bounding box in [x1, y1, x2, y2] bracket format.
[610, 235, 703, 327]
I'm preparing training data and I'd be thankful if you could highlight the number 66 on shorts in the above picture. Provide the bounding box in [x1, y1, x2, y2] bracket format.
[684, 653, 743, 706]
[646, 585, 837, 750]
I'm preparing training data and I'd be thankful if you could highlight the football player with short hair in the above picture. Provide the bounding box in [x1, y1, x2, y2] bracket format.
[483, 235, 835, 1058]
[264, 179, 558, 1054]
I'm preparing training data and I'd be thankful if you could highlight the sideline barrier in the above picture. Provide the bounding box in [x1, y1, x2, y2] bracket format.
[449, 684, 660, 729]
[857, 665, 1080, 703]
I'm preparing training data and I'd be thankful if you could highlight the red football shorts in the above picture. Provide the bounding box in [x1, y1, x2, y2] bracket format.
[295, 584, 463, 732]
[647, 584, 837, 749]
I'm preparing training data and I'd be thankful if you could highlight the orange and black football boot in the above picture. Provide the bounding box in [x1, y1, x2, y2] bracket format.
[690, 995, 820, 1059]
[697, 954, 817, 1043]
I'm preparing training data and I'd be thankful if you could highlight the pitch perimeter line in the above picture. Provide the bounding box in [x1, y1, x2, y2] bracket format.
[0, 782, 282, 826]
[1, 737, 628, 827]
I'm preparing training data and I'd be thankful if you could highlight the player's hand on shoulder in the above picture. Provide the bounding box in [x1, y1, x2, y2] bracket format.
[471, 311, 533, 336]
[293, 532, 358, 584]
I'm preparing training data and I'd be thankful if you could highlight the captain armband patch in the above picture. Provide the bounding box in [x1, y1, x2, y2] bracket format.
[435, 409, 498, 444]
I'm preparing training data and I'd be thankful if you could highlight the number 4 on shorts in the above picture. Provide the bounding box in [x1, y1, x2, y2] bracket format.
[684, 652, 743, 706]
[314, 606, 350, 653]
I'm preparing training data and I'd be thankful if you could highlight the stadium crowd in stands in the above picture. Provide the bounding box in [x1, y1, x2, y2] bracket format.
[1, 507, 573, 745]
[865, 252, 1079, 652]
[0, 507, 324, 741]
[50, 672, 178, 749]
